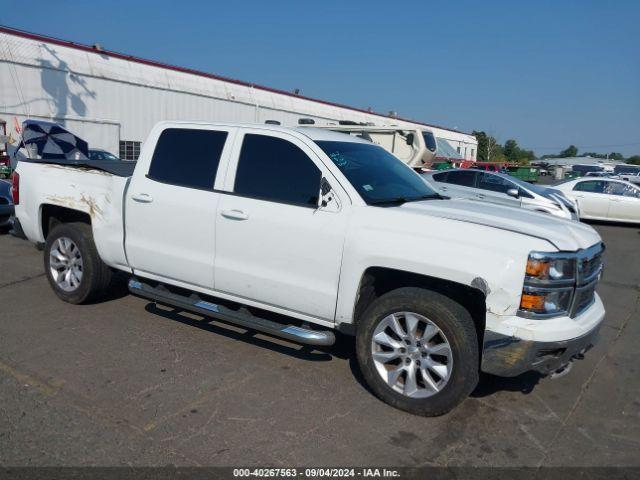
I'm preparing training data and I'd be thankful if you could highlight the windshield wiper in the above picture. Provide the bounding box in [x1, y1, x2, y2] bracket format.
[369, 197, 411, 206]
[417, 193, 449, 200]
[369, 193, 447, 206]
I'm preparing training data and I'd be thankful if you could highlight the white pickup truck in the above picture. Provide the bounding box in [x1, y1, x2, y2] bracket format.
[13, 121, 606, 416]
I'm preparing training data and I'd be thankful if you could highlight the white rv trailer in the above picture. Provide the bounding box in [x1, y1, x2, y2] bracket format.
[0, 26, 477, 164]
[311, 124, 438, 167]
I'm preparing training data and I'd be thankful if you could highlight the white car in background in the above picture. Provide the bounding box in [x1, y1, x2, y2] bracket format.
[422, 169, 579, 220]
[553, 178, 640, 224]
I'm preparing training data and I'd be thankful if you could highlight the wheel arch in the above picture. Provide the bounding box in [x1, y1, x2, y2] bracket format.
[351, 266, 486, 352]
[41, 204, 91, 239]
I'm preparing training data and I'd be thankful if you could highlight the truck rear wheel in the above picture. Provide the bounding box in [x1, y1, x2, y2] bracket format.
[356, 287, 479, 416]
[44, 222, 112, 304]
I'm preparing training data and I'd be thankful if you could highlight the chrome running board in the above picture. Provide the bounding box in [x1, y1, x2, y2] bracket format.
[128, 278, 335, 346]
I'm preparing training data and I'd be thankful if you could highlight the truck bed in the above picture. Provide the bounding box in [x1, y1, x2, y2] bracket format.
[15, 160, 132, 272]
[20, 158, 136, 177]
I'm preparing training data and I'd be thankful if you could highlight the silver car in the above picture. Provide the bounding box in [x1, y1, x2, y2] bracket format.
[422, 169, 579, 220]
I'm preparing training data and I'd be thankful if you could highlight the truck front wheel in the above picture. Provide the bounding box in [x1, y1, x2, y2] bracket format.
[44, 222, 112, 304]
[356, 287, 479, 416]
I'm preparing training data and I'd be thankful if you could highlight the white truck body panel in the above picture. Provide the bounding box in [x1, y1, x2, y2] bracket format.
[15, 161, 130, 270]
[14, 122, 605, 359]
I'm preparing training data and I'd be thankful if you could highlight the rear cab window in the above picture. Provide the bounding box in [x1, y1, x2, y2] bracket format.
[234, 134, 321, 207]
[148, 128, 229, 190]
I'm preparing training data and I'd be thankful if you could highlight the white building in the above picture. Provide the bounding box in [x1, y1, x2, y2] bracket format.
[0, 26, 477, 162]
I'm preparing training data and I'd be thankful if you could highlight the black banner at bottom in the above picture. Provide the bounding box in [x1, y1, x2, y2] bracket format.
[1, 467, 639, 480]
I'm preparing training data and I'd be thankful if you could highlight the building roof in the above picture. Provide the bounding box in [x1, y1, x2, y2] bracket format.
[541, 156, 626, 166]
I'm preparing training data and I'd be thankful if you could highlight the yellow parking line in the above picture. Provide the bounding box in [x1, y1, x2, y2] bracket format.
[0, 360, 63, 397]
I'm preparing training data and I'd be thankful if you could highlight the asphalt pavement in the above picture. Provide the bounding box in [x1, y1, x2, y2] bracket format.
[0, 222, 638, 467]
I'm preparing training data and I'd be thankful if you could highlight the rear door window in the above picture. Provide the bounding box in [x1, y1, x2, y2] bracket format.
[446, 170, 477, 187]
[148, 128, 228, 190]
[604, 182, 640, 197]
[234, 134, 321, 207]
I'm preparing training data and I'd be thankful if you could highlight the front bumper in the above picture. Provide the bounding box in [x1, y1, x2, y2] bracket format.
[481, 294, 605, 377]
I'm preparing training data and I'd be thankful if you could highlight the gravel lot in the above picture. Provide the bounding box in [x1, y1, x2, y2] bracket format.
[0, 221, 638, 467]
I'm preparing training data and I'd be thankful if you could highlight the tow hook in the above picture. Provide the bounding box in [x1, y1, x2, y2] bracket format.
[550, 361, 573, 379]
[550, 348, 588, 379]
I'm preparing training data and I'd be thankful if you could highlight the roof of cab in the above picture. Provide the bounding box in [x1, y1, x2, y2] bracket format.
[295, 127, 370, 143]
[153, 121, 370, 144]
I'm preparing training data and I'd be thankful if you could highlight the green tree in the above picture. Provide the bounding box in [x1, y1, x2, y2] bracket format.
[472, 130, 488, 161]
[609, 152, 624, 161]
[472, 130, 501, 163]
[501, 139, 535, 164]
[503, 139, 519, 162]
[627, 155, 640, 165]
[559, 145, 578, 157]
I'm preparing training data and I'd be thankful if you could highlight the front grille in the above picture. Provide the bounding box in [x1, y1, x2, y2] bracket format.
[571, 243, 604, 318]
[578, 249, 603, 283]
[571, 281, 598, 317]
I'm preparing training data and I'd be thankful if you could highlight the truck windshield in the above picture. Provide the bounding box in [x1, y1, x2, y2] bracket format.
[316, 141, 439, 205]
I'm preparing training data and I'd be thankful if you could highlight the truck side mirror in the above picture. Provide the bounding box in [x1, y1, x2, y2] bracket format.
[318, 177, 341, 212]
[506, 188, 520, 198]
[320, 177, 332, 197]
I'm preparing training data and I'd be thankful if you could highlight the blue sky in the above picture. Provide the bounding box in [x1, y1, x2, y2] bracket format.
[2, 0, 639, 156]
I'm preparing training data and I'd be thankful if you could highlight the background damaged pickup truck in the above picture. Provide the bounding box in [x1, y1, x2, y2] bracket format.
[12, 121, 605, 416]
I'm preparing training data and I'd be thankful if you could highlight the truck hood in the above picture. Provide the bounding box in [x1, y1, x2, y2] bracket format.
[399, 198, 601, 251]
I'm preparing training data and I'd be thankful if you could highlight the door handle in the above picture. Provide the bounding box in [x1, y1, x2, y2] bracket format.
[131, 193, 153, 203]
[221, 209, 249, 221]
[440, 186, 448, 191]
[477, 194, 485, 199]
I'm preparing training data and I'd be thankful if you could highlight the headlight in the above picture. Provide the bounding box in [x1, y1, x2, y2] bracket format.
[519, 251, 577, 318]
[525, 253, 575, 283]
[520, 286, 573, 317]
[519, 244, 604, 319]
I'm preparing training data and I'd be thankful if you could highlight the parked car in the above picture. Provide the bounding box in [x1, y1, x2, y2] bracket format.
[553, 178, 640, 224]
[615, 171, 640, 186]
[88, 149, 121, 161]
[0, 179, 15, 230]
[422, 169, 578, 220]
[14, 121, 605, 416]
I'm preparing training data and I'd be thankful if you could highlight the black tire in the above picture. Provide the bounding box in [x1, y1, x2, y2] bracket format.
[356, 287, 479, 416]
[44, 222, 112, 304]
